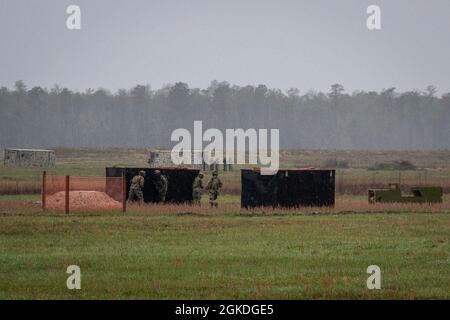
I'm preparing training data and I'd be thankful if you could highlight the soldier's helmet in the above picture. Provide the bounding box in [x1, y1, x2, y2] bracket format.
[198, 172, 204, 178]
[139, 170, 146, 177]
[154, 170, 161, 175]
[212, 171, 218, 176]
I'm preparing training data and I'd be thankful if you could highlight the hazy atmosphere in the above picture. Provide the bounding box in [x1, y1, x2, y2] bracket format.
[1, 0, 450, 92]
[1, 0, 449, 150]
[2, 1, 450, 303]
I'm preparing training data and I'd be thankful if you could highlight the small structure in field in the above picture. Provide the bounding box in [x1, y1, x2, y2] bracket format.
[368, 183, 442, 204]
[106, 167, 200, 204]
[148, 149, 203, 169]
[241, 168, 336, 208]
[4, 148, 55, 167]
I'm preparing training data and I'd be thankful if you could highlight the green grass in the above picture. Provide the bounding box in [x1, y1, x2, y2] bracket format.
[0, 165, 109, 182]
[0, 148, 149, 182]
[1, 211, 449, 299]
[1, 148, 449, 299]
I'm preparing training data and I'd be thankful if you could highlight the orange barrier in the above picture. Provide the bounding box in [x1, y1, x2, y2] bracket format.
[42, 172, 126, 213]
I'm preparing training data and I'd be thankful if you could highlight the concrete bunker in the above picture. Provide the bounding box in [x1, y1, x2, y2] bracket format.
[4, 148, 55, 167]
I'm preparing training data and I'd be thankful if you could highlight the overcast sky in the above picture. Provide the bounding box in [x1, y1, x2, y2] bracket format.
[1, 0, 449, 93]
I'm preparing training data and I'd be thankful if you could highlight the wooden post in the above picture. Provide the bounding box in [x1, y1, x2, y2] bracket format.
[122, 172, 127, 213]
[42, 171, 46, 210]
[65, 175, 70, 214]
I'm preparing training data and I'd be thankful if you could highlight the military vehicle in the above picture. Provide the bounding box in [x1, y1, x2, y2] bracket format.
[368, 183, 442, 204]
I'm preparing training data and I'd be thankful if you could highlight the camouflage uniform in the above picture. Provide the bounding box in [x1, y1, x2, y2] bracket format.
[154, 170, 168, 202]
[205, 171, 223, 208]
[192, 173, 204, 205]
[128, 171, 145, 204]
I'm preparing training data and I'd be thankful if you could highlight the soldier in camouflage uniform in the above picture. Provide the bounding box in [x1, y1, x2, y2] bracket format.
[128, 170, 146, 204]
[153, 170, 168, 202]
[205, 171, 223, 208]
[192, 172, 204, 205]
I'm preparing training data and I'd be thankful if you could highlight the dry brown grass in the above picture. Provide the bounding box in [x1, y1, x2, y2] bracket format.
[2, 193, 448, 216]
[2, 148, 450, 200]
[336, 181, 450, 195]
[220, 171, 450, 196]
[0, 181, 41, 195]
[0, 200, 41, 215]
[281, 149, 450, 169]
[124, 197, 450, 217]
[220, 178, 240, 195]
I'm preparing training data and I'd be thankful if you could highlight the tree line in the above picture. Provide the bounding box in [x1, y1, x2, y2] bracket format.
[1, 81, 449, 150]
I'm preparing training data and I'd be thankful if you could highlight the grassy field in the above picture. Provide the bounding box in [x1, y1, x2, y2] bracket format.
[1, 148, 449, 299]
[1, 209, 449, 299]
[1, 148, 450, 195]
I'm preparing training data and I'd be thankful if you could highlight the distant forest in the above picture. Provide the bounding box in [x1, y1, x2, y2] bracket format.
[1, 81, 449, 150]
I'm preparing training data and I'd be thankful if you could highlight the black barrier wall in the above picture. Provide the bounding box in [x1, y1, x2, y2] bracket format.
[106, 168, 200, 203]
[241, 169, 335, 208]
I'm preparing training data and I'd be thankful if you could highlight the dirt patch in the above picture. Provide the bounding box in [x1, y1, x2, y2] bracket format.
[46, 191, 122, 211]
